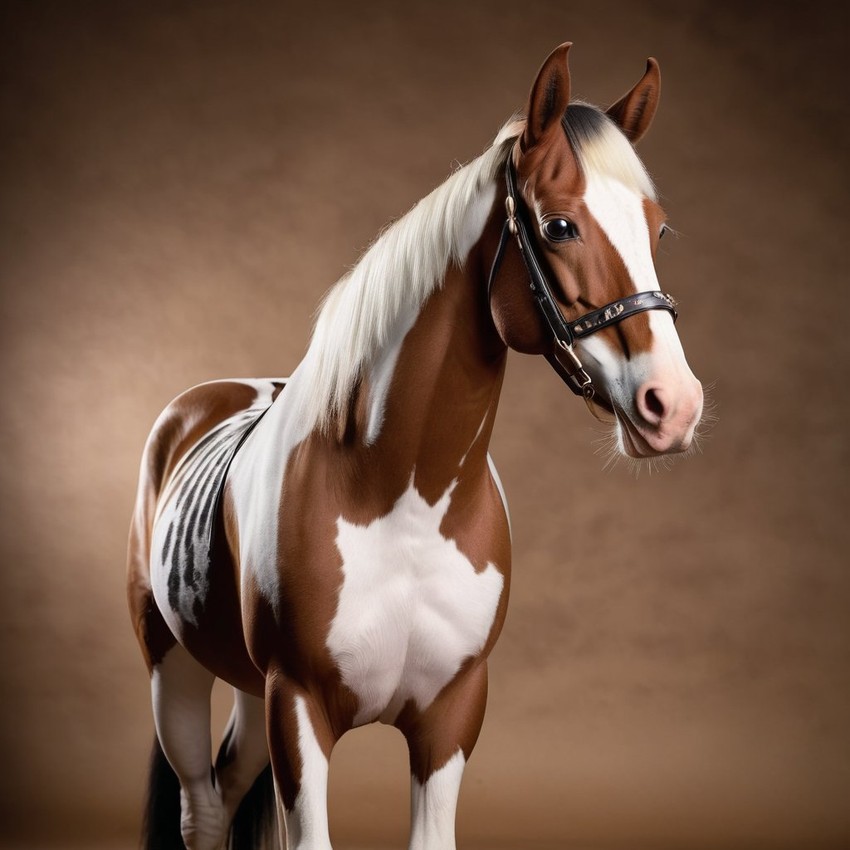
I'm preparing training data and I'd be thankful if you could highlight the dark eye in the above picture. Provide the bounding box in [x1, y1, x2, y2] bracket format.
[543, 218, 579, 242]
[659, 223, 669, 239]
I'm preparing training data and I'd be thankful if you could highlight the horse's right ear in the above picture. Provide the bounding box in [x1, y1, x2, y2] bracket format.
[606, 58, 661, 143]
[521, 43, 572, 152]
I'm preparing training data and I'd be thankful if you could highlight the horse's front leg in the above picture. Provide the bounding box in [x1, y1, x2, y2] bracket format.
[265, 669, 337, 850]
[399, 662, 489, 850]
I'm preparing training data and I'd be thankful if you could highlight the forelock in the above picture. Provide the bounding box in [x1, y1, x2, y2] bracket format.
[562, 102, 656, 201]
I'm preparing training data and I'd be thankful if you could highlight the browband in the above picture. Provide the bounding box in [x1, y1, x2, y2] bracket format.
[487, 154, 678, 404]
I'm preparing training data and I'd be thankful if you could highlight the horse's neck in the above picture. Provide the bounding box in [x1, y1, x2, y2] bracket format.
[353, 240, 507, 499]
[256, 174, 511, 514]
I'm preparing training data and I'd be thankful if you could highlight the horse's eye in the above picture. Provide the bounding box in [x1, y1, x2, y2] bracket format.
[543, 218, 578, 242]
[659, 223, 669, 239]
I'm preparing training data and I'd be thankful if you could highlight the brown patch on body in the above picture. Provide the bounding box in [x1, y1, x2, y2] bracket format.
[241, 214, 516, 794]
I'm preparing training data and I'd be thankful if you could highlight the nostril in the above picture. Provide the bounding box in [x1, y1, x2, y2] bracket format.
[644, 388, 665, 418]
[637, 384, 668, 425]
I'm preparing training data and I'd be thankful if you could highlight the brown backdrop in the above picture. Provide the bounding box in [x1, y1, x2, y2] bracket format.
[1, 1, 847, 848]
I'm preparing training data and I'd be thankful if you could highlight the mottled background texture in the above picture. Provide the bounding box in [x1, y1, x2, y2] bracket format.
[1, 1, 848, 848]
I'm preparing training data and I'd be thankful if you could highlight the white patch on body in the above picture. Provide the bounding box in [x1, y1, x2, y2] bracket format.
[327, 478, 504, 726]
[409, 749, 466, 850]
[228, 358, 317, 608]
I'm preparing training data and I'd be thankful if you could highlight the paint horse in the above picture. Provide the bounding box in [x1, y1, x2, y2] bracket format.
[128, 43, 703, 850]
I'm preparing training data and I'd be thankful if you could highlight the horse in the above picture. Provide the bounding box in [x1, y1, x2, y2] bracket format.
[127, 42, 703, 850]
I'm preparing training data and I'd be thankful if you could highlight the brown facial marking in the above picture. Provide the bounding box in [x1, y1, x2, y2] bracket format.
[510, 125, 661, 362]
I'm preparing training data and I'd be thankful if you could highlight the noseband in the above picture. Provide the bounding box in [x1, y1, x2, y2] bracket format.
[487, 154, 678, 415]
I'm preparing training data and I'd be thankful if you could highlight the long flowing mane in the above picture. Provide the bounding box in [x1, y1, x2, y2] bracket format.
[301, 120, 522, 436]
[300, 102, 655, 437]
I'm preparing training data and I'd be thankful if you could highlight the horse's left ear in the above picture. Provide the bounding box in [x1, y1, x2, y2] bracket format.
[521, 42, 573, 152]
[606, 57, 661, 144]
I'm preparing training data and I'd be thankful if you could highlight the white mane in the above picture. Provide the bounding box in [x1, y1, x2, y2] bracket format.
[301, 120, 522, 436]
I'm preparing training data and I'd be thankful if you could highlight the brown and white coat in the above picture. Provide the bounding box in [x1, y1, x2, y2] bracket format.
[128, 43, 702, 850]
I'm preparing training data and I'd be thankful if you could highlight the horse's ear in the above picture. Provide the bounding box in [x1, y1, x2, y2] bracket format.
[606, 58, 661, 144]
[521, 42, 572, 152]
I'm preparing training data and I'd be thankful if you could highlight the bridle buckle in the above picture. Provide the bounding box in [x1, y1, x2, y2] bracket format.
[505, 195, 518, 236]
[555, 337, 593, 395]
[554, 337, 610, 421]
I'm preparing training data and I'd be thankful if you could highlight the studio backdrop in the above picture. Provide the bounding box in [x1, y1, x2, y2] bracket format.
[1, 1, 847, 848]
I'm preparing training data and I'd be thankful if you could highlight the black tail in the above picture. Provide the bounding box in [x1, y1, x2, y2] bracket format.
[141, 735, 183, 849]
[228, 763, 276, 850]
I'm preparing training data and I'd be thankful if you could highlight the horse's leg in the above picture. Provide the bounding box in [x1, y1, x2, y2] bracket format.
[402, 663, 489, 850]
[151, 644, 225, 850]
[265, 670, 336, 850]
[214, 687, 270, 823]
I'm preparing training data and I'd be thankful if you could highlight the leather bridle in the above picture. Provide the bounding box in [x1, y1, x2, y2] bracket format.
[487, 149, 678, 416]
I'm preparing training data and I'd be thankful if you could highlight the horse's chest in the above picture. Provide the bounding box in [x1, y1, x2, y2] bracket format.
[326, 482, 504, 725]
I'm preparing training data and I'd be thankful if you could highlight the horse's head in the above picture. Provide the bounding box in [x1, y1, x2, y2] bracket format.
[489, 44, 703, 458]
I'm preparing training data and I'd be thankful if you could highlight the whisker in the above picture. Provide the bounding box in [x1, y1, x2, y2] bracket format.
[690, 381, 719, 456]
[590, 382, 716, 476]
[591, 420, 621, 472]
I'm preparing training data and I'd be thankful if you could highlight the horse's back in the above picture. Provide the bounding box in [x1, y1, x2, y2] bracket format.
[127, 377, 285, 688]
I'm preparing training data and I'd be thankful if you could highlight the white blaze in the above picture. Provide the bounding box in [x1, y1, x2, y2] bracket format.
[578, 171, 696, 419]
